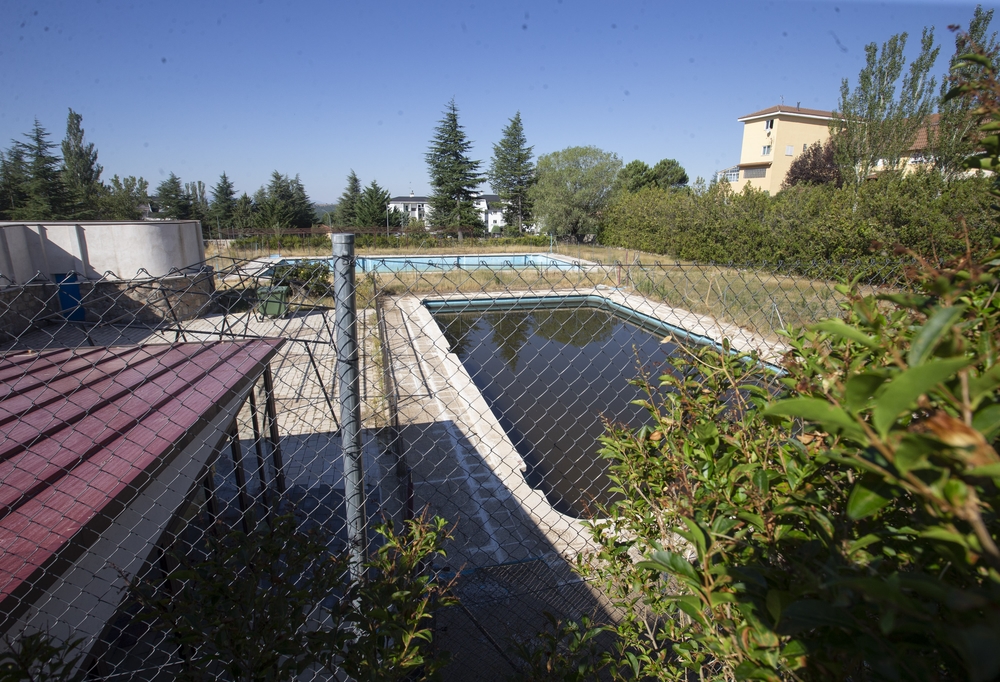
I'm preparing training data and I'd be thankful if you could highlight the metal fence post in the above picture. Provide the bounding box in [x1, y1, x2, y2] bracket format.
[332, 233, 367, 580]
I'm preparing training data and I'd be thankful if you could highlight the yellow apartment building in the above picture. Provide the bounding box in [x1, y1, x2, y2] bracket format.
[720, 104, 834, 194]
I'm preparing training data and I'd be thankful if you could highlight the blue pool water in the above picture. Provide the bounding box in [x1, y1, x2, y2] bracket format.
[356, 254, 579, 273]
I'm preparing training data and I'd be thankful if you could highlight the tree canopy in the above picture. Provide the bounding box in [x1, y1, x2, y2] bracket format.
[333, 170, 361, 227]
[61, 109, 102, 219]
[782, 139, 843, 188]
[930, 6, 999, 180]
[530, 146, 621, 239]
[487, 112, 536, 233]
[832, 28, 939, 187]
[614, 158, 688, 194]
[425, 99, 484, 231]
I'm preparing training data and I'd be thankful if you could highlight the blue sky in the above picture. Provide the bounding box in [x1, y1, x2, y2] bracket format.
[0, 0, 987, 203]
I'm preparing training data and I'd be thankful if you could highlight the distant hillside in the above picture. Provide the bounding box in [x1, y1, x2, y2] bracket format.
[313, 203, 337, 223]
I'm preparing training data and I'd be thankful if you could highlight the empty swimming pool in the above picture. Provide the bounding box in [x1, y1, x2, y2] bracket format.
[429, 299, 697, 518]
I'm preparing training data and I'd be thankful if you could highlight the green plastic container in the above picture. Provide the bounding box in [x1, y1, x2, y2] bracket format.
[257, 286, 290, 317]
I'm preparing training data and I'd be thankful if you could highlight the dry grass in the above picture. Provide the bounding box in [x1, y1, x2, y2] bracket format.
[204, 241, 898, 343]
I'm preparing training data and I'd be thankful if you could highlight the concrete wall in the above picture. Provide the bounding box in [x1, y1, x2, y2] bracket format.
[0, 221, 205, 284]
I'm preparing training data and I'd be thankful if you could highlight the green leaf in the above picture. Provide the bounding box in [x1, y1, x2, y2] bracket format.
[766, 589, 794, 622]
[919, 527, 970, 548]
[811, 319, 877, 348]
[894, 434, 936, 475]
[763, 398, 864, 441]
[844, 373, 888, 413]
[640, 550, 699, 584]
[847, 533, 881, 555]
[680, 517, 708, 561]
[969, 366, 1000, 405]
[847, 476, 896, 520]
[739, 512, 765, 532]
[753, 469, 770, 494]
[908, 305, 966, 367]
[877, 292, 934, 310]
[973, 404, 1000, 441]
[872, 358, 972, 438]
[967, 462, 1000, 478]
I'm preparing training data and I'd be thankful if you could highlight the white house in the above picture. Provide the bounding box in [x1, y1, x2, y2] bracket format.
[389, 191, 510, 233]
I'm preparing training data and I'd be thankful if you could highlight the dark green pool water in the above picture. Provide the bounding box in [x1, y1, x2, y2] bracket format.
[434, 306, 687, 518]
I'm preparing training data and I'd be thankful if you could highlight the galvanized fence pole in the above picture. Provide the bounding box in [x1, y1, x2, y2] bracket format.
[332, 233, 367, 580]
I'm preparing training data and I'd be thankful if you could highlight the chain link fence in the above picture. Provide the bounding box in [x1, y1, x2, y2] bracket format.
[0, 239, 903, 680]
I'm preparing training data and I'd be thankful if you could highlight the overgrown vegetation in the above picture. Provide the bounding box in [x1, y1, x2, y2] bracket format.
[521, 38, 1000, 681]
[130, 513, 455, 682]
[599, 172, 996, 273]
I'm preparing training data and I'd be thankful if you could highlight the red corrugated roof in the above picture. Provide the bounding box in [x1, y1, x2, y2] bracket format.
[0, 340, 283, 608]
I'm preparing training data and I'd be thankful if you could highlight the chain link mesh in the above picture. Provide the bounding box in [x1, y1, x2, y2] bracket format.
[0, 246, 901, 679]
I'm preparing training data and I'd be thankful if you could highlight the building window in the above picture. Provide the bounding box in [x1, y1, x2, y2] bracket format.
[785, 145, 794, 156]
[764, 119, 774, 130]
[762, 145, 772, 156]
[744, 167, 767, 179]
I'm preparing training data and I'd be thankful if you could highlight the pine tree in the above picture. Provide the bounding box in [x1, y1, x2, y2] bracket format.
[425, 99, 484, 232]
[333, 170, 361, 227]
[11, 120, 70, 220]
[208, 172, 237, 235]
[289, 174, 314, 229]
[155, 173, 193, 219]
[487, 111, 536, 232]
[61, 109, 102, 219]
[354, 180, 392, 228]
[0, 147, 29, 220]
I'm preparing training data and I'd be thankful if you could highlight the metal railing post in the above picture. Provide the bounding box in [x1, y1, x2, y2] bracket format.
[332, 233, 367, 581]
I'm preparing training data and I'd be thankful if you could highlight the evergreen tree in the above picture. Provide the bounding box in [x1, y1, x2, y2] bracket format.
[832, 29, 940, 188]
[232, 193, 257, 233]
[0, 147, 29, 220]
[354, 180, 392, 228]
[649, 158, 689, 189]
[931, 6, 998, 180]
[11, 120, 70, 220]
[208, 172, 237, 235]
[185, 180, 209, 231]
[333, 170, 361, 227]
[613, 160, 653, 194]
[426, 99, 484, 231]
[289, 174, 314, 229]
[60, 109, 102, 219]
[487, 111, 536, 232]
[155, 173, 193, 219]
[98, 175, 149, 221]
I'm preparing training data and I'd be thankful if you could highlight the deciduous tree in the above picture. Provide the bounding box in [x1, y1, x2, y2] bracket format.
[487, 111, 536, 232]
[832, 29, 939, 187]
[425, 99, 484, 232]
[930, 6, 999, 180]
[782, 139, 843, 188]
[530, 146, 621, 239]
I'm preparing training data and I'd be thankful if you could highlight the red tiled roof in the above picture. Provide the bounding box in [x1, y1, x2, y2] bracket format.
[739, 104, 835, 121]
[0, 340, 283, 610]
